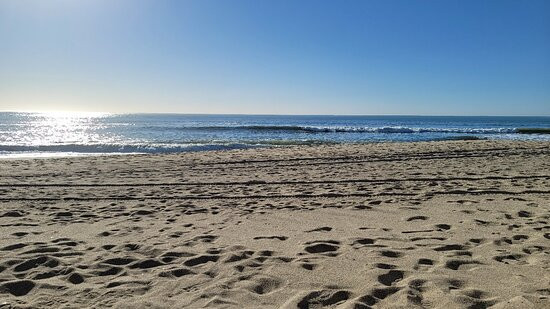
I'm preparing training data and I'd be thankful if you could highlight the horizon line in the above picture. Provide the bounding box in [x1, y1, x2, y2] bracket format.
[1, 110, 550, 117]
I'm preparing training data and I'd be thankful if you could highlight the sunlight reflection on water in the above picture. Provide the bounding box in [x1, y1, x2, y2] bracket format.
[6, 112, 113, 146]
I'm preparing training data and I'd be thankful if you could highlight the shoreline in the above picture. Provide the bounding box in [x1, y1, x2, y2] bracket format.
[1, 138, 550, 160]
[0, 140, 549, 308]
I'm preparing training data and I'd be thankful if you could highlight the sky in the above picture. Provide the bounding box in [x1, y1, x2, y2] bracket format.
[0, 0, 549, 115]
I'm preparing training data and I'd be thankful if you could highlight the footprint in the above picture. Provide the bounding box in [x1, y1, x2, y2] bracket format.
[184, 255, 220, 267]
[468, 238, 485, 245]
[1, 211, 25, 218]
[377, 270, 405, 286]
[504, 197, 526, 201]
[435, 224, 451, 231]
[410, 236, 446, 241]
[258, 250, 274, 257]
[493, 254, 526, 264]
[414, 258, 434, 270]
[407, 279, 426, 305]
[379, 250, 403, 258]
[455, 200, 478, 205]
[123, 243, 140, 251]
[92, 266, 123, 276]
[128, 259, 164, 269]
[375, 263, 397, 270]
[300, 263, 317, 271]
[456, 289, 497, 308]
[13, 256, 59, 272]
[184, 235, 218, 246]
[245, 276, 283, 295]
[54, 211, 73, 218]
[0, 280, 36, 296]
[1, 243, 28, 251]
[304, 244, 338, 254]
[304, 241, 340, 255]
[102, 257, 136, 266]
[161, 251, 195, 263]
[474, 219, 494, 226]
[305, 227, 332, 232]
[433, 244, 468, 251]
[158, 268, 194, 278]
[522, 245, 544, 254]
[407, 216, 428, 221]
[296, 289, 350, 308]
[67, 273, 85, 284]
[494, 235, 529, 246]
[355, 287, 400, 307]
[512, 234, 529, 241]
[32, 267, 71, 280]
[131, 209, 153, 216]
[445, 259, 482, 270]
[445, 278, 465, 290]
[402, 229, 435, 234]
[253, 236, 288, 241]
[22, 246, 60, 255]
[223, 251, 254, 263]
[462, 289, 489, 299]
[351, 238, 376, 248]
[353, 205, 372, 210]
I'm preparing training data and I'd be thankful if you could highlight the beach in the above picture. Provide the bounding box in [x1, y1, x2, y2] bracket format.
[0, 140, 549, 308]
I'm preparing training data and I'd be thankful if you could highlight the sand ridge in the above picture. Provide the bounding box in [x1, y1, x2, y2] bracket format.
[0, 140, 549, 308]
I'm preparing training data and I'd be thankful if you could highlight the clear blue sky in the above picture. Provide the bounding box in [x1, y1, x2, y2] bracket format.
[1, 0, 549, 115]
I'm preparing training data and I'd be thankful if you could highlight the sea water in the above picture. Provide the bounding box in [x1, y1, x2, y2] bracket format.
[1, 112, 549, 157]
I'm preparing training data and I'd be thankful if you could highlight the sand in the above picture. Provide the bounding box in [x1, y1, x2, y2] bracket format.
[0, 140, 549, 308]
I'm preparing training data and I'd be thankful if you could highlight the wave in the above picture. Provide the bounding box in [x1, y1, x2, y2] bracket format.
[0, 143, 260, 154]
[0, 140, 336, 154]
[147, 125, 520, 134]
[432, 136, 485, 141]
[516, 128, 550, 134]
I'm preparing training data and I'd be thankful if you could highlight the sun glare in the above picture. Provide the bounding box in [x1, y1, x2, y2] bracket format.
[36, 111, 109, 119]
[7, 111, 113, 147]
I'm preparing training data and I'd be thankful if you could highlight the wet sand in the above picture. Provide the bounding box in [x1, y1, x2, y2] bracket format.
[0, 140, 549, 308]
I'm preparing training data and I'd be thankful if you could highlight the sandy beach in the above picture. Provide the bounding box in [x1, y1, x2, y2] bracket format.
[0, 140, 549, 308]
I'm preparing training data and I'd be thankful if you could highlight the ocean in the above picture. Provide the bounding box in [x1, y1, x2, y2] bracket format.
[1, 112, 549, 158]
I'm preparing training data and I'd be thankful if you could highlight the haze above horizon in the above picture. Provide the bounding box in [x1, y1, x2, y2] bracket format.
[1, 0, 549, 116]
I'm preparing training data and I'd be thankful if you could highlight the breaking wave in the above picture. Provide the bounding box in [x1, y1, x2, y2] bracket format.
[0, 140, 333, 155]
[0, 143, 258, 154]
[149, 125, 519, 134]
